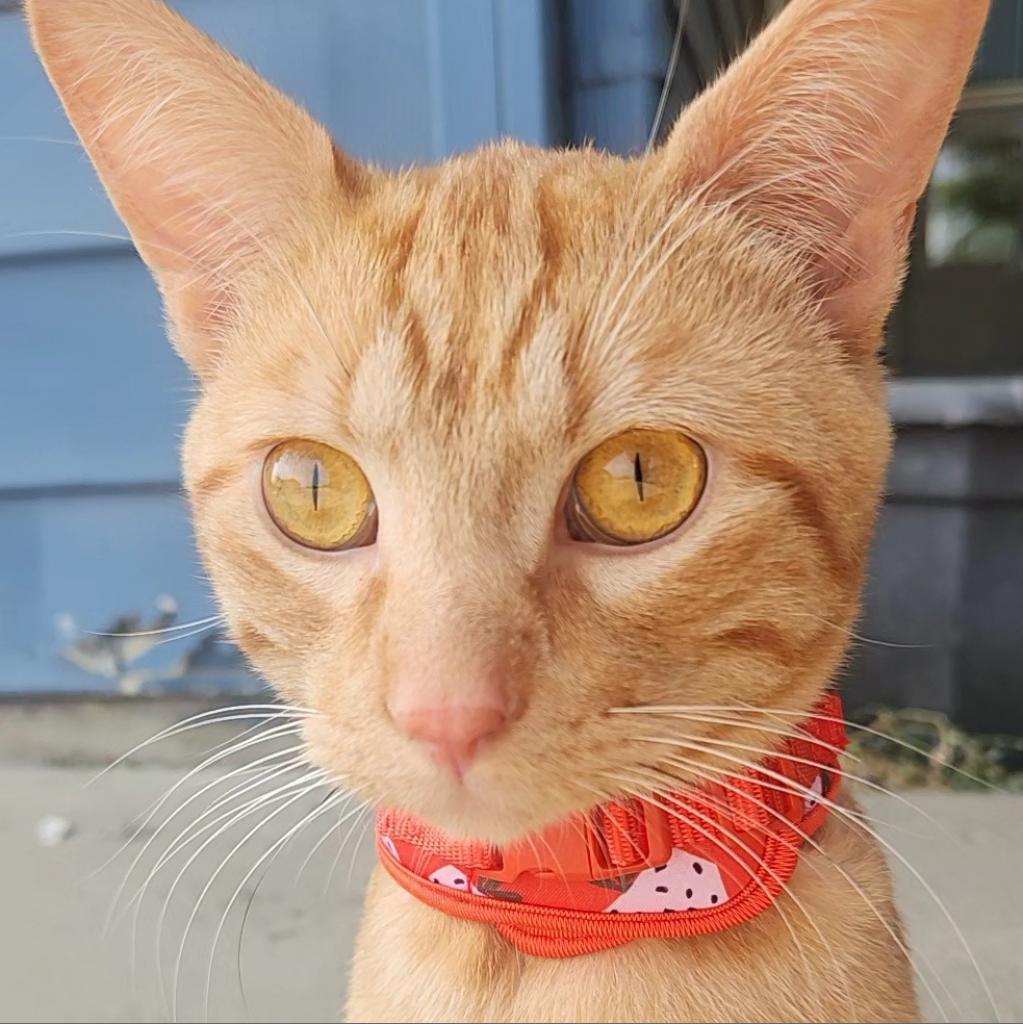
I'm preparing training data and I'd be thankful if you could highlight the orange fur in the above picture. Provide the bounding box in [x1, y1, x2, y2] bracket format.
[26, 0, 990, 1020]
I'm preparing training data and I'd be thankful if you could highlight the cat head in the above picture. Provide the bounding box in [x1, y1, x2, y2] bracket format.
[28, 0, 989, 842]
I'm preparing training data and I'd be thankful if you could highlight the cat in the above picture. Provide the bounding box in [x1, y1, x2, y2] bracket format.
[26, 0, 990, 1021]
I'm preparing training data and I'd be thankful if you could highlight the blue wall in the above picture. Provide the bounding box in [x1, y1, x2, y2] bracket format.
[0, 0, 560, 694]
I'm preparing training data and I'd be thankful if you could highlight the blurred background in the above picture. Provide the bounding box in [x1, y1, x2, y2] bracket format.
[0, 2, 1020, 1022]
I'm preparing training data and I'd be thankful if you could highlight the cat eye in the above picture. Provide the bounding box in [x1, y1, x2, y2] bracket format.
[567, 428, 706, 546]
[262, 440, 377, 550]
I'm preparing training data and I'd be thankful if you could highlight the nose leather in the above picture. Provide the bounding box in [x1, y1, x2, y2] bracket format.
[391, 706, 507, 777]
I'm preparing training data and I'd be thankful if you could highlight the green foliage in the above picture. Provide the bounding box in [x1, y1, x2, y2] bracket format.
[848, 706, 1023, 792]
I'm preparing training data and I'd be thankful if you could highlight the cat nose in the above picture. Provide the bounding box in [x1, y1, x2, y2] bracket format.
[390, 706, 507, 778]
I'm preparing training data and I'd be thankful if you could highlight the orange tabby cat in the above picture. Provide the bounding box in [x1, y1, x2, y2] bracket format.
[27, 0, 990, 1021]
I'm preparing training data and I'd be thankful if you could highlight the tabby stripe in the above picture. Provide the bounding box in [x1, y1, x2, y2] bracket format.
[738, 453, 857, 585]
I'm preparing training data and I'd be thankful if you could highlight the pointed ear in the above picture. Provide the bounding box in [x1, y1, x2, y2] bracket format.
[25, 0, 368, 376]
[661, 0, 991, 357]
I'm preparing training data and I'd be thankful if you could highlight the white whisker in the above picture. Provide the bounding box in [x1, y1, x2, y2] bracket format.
[325, 802, 373, 895]
[294, 791, 362, 886]
[646, 0, 690, 151]
[90, 703, 316, 783]
[345, 811, 376, 889]
[0, 134, 81, 146]
[100, 719, 307, 884]
[111, 746, 307, 928]
[84, 615, 224, 639]
[605, 769, 839, 1008]
[657, 749, 956, 1019]
[612, 702, 1002, 793]
[127, 763, 316, 1002]
[150, 621, 225, 648]
[165, 773, 329, 1020]
[203, 791, 359, 1019]
[633, 736, 998, 1021]
[636, 731, 949, 838]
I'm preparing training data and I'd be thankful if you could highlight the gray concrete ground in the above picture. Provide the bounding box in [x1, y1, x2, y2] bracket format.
[1, 700, 1021, 1023]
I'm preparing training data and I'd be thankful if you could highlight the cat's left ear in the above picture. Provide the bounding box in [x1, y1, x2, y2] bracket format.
[657, 0, 991, 358]
[26, 0, 369, 377]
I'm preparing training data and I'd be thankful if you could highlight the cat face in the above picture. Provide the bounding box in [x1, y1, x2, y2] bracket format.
[27, 0, 990, 841]
[178, 149, 889, 840]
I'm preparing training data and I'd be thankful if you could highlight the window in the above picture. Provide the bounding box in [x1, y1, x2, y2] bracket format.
[653, 0, 1023, 378]
[888, 0, 1023, 376]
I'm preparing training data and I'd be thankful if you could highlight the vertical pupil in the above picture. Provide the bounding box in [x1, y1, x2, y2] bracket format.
[311, 460, 321, 511]
[633, 452, 645, 502]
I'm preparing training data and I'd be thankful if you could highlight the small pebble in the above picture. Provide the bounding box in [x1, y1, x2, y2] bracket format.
[36, 814, 75, 847]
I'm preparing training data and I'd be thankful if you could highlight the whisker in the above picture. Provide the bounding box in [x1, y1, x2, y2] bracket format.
[604, 769, 838, 1009]
[325, 803, 373, 895]
[0, 134, 82, 146]
[167, 773, 329, 1021]
[526, 829, 576, 905]
[787, 610, 933, 650]
[151, 621, 224, 648]
[624, 708, 855, 762]
[128, 780, 306, 1002]
[127, 763, 316, 1002]
[294, 790, 361, 886]
[606, 709, 926, 836]
[99, 719, 307, 884]
[126, 717, 306, 809]
[636, 731, 951, 842]
[0, 227, 179, 255]
[346, 812, 376, 889]
[831, 795, 1002, 1022]
[657, 750, 956, 1019]
[646, 0, 691, 151]
[204, 790, 353, 1021]
[184, 711, 303, 778]
[632, 738, 998, 1021]
[612, 703, 1003, 793]
[90, 703, 316, 783]
[112, 747, 308, 928]
[128, 765, 313, 924]
[232, 787, 354, 1016]
[663, 778, 920, 1016]
[349, 807, 377, 888]
[83, 615, 224, 639]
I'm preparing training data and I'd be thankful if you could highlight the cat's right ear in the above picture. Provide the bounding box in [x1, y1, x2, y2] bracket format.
[655, 0, 990, 360]
[25, 0, 368, 377]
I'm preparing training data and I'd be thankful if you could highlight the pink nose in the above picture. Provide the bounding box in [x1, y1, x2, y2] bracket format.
[391, 706, 507, 777]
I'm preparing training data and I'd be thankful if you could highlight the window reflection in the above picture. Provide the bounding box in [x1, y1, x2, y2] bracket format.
[927, 129, 1022, 268]
[889, 84, 1023, 377]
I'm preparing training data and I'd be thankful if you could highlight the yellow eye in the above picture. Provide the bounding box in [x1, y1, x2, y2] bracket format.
[262, 440, 377, 550]
[568, 428, 706, 546]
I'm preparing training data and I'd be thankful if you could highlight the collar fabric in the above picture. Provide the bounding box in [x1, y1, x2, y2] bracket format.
[376, 693, 846, 958]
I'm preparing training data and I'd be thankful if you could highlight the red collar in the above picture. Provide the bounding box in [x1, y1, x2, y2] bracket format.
[376, 693, 846, 958]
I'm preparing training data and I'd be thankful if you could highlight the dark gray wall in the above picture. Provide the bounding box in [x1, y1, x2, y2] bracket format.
[845, 383, 1023, 734]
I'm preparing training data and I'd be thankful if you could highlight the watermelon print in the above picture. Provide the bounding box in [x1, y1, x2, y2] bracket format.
[380, 828, 733, 914]
[379, 763, 837, 917]
[379, 763, 836, 917]
[804, 772, 824, 814]
[604, 850, 726, 913]
[428, 863, 483, 895]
